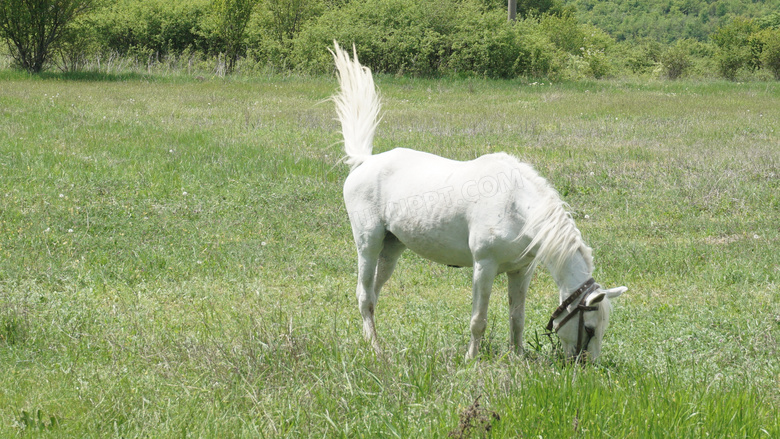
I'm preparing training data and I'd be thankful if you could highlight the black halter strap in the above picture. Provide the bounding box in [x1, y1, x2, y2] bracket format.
[546, 278, 601, 355]
[545, 278, 598, 332]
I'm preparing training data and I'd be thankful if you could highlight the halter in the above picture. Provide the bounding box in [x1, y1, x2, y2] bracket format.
[546, 278, 601, 355]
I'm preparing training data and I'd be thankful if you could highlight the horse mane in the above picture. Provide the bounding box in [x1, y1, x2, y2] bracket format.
[517, 162, 594, 275]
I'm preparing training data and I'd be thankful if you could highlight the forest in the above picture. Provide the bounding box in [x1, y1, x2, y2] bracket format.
[571, 0, 779, 42]
[1, 0, 779, 80]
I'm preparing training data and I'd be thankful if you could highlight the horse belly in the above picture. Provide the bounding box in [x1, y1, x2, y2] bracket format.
[386, 217, 474, 267]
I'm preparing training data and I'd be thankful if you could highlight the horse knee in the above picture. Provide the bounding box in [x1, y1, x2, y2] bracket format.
[356, 289, 375, 316]
[470, 314, 487, 337]
[359, 298, 374, 317]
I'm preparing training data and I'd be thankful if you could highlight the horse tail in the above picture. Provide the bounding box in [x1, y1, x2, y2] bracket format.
[330, 41, 381, 170]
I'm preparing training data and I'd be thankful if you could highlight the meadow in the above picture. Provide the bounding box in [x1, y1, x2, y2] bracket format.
[0, 70, 778, 437]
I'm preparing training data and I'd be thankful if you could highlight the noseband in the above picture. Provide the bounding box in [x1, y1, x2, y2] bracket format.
[546, 278, 600, 355]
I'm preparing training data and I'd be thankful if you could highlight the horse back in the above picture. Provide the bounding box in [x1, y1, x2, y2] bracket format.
[344, 148, 540, 268]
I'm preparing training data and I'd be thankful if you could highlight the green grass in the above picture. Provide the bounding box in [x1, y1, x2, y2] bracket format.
[0, 73, 778, 437]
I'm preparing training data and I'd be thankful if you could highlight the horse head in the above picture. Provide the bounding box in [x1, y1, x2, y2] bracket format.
[550, 284, 627, 361]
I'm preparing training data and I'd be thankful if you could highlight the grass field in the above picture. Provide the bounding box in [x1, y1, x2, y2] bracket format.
[0, 70, 778, 437]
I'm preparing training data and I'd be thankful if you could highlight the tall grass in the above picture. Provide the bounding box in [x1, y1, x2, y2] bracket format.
[0, 74, 777, 437]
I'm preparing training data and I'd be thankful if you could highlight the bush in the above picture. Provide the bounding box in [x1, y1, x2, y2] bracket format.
[517, 21, 564, 78]
[538, 15, 613, 79]
[265, 0, 323, 44]
[612, 39, 662, 74]
[540, 13, 584, 55]
[711, 17, 759, 80]
[54, 14, 99, 72]
[447, 7, 560, 78]
[756, 28, 780, 80]
[292, 0, 458, 75]
[91, 0, 211, 56]
[446, 8, 518, 77]
[660, 39, 692, 79]
[582, 47, 611, 78]
[243, 0, 326, 70]
[292, 0, 562, 78]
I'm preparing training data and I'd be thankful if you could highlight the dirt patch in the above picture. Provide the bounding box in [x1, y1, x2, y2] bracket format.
[704, 234, 743, 245]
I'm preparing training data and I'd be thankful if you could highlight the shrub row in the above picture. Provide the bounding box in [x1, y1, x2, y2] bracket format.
[8, 0, 780, 80]
[78, 0, 578, 78]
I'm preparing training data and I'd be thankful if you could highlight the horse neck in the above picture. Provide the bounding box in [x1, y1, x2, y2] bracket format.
[548, 249, 593, 303]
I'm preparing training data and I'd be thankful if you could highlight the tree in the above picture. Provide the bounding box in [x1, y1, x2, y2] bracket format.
[0, 0, 94, 73]
[711, 17, 759, 80]
[267, 0, 309, 44]
[212, 0, 256, 74]
[758, 29, 780, 80]
[516, 0, 566, 18]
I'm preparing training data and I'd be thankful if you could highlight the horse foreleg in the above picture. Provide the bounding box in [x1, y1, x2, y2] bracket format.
[507, 269, 532, 355]
[466, 260, 498, 361]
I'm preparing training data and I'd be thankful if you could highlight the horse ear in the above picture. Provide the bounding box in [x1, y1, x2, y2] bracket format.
[605, 286, 627, 299]
[587, 292, 607, 306]
[587, 286, 627, 306]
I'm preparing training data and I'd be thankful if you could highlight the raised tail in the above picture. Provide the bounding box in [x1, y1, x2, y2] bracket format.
[330, 41, 381, 170]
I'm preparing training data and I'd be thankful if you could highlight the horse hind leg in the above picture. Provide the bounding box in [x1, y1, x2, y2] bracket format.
[353, 227, 389, 351]
[373, 233, 406, 298]
[356, 254, 380, 349]
[355, 232, 405, 353]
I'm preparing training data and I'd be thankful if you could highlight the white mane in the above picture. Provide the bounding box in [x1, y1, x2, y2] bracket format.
[519, 167, 594, 275]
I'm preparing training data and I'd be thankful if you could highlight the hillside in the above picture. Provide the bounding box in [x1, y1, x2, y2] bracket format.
[567, 0, 780, 42]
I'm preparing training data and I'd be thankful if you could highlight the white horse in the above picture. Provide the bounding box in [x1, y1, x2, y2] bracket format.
[330, 42, 627, 361]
